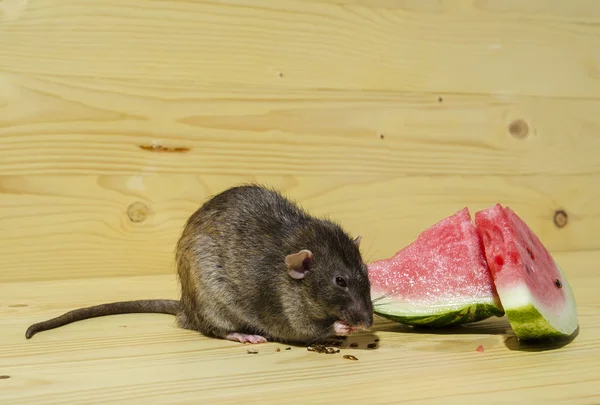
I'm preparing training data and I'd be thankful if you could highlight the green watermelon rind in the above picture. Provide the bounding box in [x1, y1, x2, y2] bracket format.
[374, 302, 505, 328]
[504, 305, 570, 340]
[500, 262, 578, 341]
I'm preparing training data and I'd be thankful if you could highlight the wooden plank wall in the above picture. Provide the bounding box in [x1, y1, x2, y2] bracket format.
[1, 0, 598, 283]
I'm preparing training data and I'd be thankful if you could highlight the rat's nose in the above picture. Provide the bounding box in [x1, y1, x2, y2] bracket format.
[366, 310, 374, 328]
[346, 298, 374, 329]
[362, 295, 374, 327]
[361, 309, 374, 329]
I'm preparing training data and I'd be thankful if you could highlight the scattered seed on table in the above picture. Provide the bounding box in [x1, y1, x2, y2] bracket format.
[285, 347, 291, 350]
[247, 349, 258, 354]
[374, 338, 380, 342]
[343, 355, 358, 361]
[367, 343, 377, 349]
[276, 347, 281, 352]
[307, 345, 338, 354]
[476, 345, 484, 352]
[349, 343, 359, 348]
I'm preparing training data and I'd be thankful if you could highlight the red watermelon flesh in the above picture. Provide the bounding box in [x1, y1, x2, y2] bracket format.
[369, 207, 504, 327]
[475, 204, 578, 340]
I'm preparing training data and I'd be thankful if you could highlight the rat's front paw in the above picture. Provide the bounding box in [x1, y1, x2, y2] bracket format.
[333, 320, 368, 335]
[333, 320, 353, 335]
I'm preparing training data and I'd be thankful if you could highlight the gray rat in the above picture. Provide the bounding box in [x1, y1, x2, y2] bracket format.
[25, 184, 374, 345]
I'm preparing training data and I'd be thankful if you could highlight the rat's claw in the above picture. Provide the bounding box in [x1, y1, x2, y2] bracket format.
[226, 333, 267, 344]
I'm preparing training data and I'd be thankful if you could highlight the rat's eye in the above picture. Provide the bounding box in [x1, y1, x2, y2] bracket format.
[335, 276, 347, 288]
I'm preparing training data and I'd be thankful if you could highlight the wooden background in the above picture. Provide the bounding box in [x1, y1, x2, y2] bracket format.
[1, 0, 599, 404]
[1, 0, 598, 283]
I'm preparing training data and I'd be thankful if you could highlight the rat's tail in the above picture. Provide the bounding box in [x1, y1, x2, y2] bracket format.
[25, 299, 179, 339]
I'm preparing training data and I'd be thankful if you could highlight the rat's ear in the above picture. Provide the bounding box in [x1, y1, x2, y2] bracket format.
[353, 235, 362, 248]
[285, 249, 313, 280]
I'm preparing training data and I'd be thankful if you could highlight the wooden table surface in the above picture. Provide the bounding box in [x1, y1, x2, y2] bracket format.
[2, 250, 598, 405]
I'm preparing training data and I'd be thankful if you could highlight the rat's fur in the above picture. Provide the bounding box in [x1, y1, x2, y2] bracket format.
[25, 184, 374, 345]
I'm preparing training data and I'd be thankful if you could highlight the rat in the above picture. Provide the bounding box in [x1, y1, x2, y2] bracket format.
[25, 184, 374, 345]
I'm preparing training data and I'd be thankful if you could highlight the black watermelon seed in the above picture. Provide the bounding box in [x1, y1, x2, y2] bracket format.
[527, 247, 535, 260]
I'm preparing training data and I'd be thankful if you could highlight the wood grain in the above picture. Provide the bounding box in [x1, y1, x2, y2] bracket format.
[1, 0, 599, 177]
[1, 0, 599, 98]
[1, 173, 597, 283]
[1, 77, 600, 177]
[1, 250, 598, 405]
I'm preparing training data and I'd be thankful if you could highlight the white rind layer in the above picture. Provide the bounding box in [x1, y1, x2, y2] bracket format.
[498, 263, 578, 337]
[494, 283, 534, 310]
[371, 292, 500, 316]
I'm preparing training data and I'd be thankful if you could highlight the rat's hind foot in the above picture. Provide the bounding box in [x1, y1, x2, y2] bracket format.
[226, 333, 267, 344]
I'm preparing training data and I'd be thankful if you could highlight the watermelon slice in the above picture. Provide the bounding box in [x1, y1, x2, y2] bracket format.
[369, 208, 504, 328]
[474, 204, 578, 340]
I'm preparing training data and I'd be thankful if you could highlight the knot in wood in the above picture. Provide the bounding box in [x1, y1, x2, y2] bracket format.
[508, 119, 529, 139]
[553, 210, 568, 228]
[127, 202, 150, 223]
